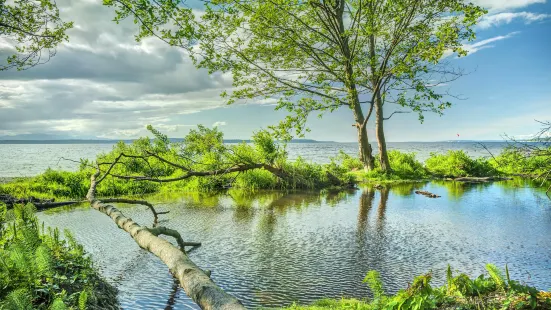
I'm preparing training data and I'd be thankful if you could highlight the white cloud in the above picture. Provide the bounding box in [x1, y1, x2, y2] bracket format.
[212, 121, 227, 127]
[472, 0, 546, 12]
[463, 32, 519, 55]
[478, 12, 550, 28]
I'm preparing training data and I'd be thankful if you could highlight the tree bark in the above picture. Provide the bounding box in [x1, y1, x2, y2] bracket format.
[368, 32, 391, 173]
[334, 0, 375, 172]
[86, 170, 245, 310]
[357, 123, 375, 171]
[374, 91, 391, 172]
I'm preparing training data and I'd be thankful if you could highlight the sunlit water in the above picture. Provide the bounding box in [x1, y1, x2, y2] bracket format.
[37, 180, 551, 309]
[0, 142, 508, 177]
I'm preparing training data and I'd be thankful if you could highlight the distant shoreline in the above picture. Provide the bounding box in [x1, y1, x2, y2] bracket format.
[0, 139, 516, 144]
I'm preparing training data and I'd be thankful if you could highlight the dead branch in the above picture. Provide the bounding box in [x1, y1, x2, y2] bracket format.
[101, 198, 170, 227]
[86, 166, 244, 309]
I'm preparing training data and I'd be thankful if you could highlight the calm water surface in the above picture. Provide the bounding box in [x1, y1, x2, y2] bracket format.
[0, 142, 508, 177]
[38, 179, 551, 309]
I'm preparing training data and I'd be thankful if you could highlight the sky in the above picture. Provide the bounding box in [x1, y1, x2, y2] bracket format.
[0, 0, 550, 142]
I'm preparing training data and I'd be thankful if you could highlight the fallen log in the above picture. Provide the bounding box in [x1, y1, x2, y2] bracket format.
[415, 190, 441, 198]
[0, 193, 82, 209]
[86, 166, 245, 309]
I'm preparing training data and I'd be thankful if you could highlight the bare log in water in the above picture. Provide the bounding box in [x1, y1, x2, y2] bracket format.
[85, 160, 245, 309]
[0, 194, 83, 209]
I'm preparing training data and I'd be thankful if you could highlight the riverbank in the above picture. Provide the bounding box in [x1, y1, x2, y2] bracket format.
[285, 265, 551, 310]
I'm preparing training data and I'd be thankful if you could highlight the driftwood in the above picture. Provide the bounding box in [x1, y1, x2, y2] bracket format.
[85, 158, 245, 309]
[415, 190, 441, 198]
[0, 194, 83, 209]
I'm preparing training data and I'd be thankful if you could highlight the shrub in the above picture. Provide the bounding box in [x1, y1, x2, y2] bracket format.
[490, 147, 551, 176]
[425, 150, 496, 177]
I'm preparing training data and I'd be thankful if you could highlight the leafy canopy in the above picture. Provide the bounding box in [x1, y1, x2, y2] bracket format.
[0, 0, 73, 70]
[104, 0, 486, 138]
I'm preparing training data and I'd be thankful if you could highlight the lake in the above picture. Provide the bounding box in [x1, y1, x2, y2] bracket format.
[3, 141, 549, 309]
[0, 141, 509, 177]
[37, 179, 551, 309]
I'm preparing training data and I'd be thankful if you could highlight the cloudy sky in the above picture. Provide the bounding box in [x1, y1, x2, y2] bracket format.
[0, 0, 550, 142]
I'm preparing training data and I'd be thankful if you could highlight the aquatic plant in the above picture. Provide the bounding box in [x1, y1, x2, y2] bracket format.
[0, 203, 118, 309]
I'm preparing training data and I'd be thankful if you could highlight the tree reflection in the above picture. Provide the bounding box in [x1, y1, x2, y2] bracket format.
[376, 187, 389, 233]
[356, 186, 389, 237]
[357, 188, 375, 237]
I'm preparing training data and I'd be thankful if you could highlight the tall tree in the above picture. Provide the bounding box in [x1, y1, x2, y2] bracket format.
[104, 0, 485, 171]
[0, 0, 72, 71]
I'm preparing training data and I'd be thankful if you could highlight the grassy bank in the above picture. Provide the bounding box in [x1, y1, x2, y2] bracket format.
[285, 265, 551, 310]
[0, 127, 548, 200]
[0, 203, 118, 309]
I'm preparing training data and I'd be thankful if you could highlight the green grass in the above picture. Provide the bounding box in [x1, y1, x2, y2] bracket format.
[0, 128, 548, 201]
[0, 203, 118, 309]
[283, 265, 551, 310]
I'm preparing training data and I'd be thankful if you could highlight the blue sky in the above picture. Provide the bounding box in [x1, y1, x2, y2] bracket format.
[0, 0, 549, 141]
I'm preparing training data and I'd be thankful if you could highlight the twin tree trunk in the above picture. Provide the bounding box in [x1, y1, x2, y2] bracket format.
[374, 92, 391, 172]
[351, 92, 375, 171]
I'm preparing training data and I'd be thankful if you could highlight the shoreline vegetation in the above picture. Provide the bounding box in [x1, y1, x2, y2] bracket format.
[0, 131, 548, 201]
[285, 265, 551, 310]
[1, 127, 550, 309]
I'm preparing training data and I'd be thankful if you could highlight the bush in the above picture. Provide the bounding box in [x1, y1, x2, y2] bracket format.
[0, 203, 118, 309]
[490, 147, 551, 176]
[425, 150, 496, 177]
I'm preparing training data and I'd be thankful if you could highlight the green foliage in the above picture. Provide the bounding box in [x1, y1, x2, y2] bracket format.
[0, 204, 118, 309]
[425, 151, 496, 177]
[349, 151, 429, 181]
[0, 0, 73, 71]
[285, 265, 551, 310]
[486, 263, 506, 291]
[489, 147, 551, 176]
[363, 271, 385, 305]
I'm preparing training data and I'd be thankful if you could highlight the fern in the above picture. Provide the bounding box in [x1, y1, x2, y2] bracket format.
[486, 264, 506, 290]
[446, 265, 453, 293]
[1, 288, 33, 310]
[363, 270, 385, 300]
[35, 244, 54, 277]
[8, 243, 33, 276]
[49, 298, 68, 310]
[78, 290, 88, 310]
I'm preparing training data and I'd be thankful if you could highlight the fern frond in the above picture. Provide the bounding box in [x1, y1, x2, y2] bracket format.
[49, 298, 68, 310]
[363, 270, 385, 300]
[78, 290, 88, 310]
[446, 264, 453, 292]
[1, 288, 33, 310]
[8, 243, 33, 275]
[486, 263, 506, 290]
[35, 244, 54, 277]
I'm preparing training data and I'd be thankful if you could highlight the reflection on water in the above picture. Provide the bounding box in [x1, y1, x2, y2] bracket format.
[38, 179, 551, 309]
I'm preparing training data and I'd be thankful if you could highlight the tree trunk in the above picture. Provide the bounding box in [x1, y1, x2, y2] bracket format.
[374, 91, 391, 172]
[334, 0, 375, 172]
[358, 124, 375, 171]
[86, 170, 245, 310]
